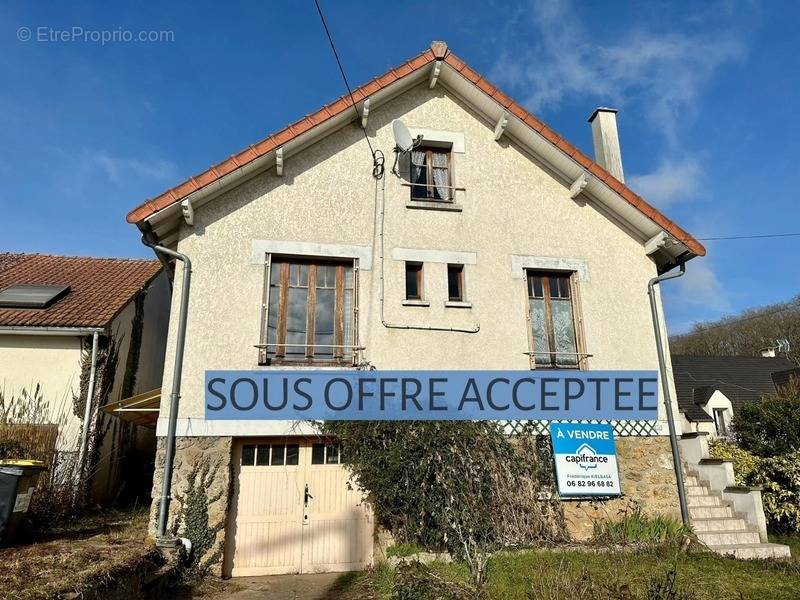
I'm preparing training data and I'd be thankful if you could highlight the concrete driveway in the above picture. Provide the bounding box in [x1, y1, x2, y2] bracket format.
[197, 572, 358, 600]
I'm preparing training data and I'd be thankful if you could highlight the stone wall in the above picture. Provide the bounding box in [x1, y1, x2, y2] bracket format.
[561, 436, 680, 540]
[148, 434, 680, 575]
[149, 436, 232, 576]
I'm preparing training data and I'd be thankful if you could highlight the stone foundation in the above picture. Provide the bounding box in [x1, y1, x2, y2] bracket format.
[149, 434, 680, 575]
[149, 436, 233, 577]
[561, 436, 680, 540]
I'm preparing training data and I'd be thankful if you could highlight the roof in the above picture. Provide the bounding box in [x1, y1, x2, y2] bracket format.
[672, 355, 798, 421]
[125, 41, 705, 259]
[0, 253, 161, 329]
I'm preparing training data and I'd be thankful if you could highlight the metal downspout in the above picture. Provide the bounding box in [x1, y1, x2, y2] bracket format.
[76, 330, 99, 490]
[141, 237, 192, 543]
[647, 262, 689, 526]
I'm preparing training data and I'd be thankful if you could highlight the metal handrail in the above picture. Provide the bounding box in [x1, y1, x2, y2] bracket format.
[400, 182, 466, 192]
[253, 343, 366, 349]
[522, 351, 593, 357]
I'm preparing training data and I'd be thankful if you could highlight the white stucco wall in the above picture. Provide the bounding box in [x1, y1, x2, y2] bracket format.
[0, 334, 83, 450]
[155, 83, 681, 433]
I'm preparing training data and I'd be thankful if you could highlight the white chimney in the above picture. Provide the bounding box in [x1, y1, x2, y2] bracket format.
[588, 107, 624, 182]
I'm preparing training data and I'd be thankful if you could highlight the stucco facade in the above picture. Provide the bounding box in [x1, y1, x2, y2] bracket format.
[155, 83, 680, 433]
[0, 334, 83, 449]
[145, 81, 688, 564]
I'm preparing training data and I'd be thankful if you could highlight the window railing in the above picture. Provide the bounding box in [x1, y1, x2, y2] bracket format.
[523, 350, 592, 369]
[401, 181, 466, 202]
[255, 342, 365, 366]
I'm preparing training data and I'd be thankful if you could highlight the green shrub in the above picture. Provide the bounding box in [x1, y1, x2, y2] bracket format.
[321, 421, 566, 586]
[751, 452, 800, 534]
[710, 439, 800, 533]
[708, 439, 761, 485]
[732, 391, 800, 457]
[592, 506, 692, 545]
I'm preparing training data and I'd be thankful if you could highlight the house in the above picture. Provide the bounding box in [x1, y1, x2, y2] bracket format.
[125, 41, 786, 574]
[673, 354, 800, 437]
[0, 253, 170, 503]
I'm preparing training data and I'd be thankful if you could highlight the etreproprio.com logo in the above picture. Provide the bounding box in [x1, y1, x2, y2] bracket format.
[17, 26, 175, 45]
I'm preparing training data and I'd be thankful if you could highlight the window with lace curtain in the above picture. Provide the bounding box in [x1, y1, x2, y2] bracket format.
[526, 271, 582, 369]
[411, 146, 452, 201]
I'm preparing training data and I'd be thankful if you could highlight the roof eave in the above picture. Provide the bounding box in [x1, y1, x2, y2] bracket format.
[129, 44, 705, 264]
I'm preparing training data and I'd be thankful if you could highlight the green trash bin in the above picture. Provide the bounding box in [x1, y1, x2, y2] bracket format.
[0, 459, 46, 545]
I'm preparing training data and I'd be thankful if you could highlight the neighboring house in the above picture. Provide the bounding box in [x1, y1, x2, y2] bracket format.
[0, 253, 170, 502]
[673, 354, 800, 437]
[127, 41, 786, 575]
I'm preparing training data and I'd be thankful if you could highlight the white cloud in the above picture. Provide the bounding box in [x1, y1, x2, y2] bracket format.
[489, 0, 745, 145]
[627, 158, 703, 207]
[91, 152, 179, 185]
[671, 259, 730, 312]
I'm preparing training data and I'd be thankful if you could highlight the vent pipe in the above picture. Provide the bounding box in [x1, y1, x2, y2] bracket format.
[588, 107, 624, 182]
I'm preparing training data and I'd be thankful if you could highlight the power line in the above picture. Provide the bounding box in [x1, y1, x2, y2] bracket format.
[697, 232, 800, 241]
[312, 0, 375, 158]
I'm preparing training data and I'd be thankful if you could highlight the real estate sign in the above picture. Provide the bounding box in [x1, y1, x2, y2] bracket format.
[551, 422, 621, 497]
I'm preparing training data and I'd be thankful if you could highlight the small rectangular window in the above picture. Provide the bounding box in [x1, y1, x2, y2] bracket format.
[311, 442, 340, 465]
[325, 443, 340, 464]
[447, 264, 464, 301]
[241, 444, 256, 466]
[311, 443, 325, 465]
[255, 444, 270, 466]
[713, 408, 728, 436]
[405, 262, 423, 300]
[270, 444, 285, 466]
[286, 444, 300, 466]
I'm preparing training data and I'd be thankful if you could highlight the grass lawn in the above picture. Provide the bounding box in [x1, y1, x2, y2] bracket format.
[0, 509, 158, 600]
[341, 545, 800, 599]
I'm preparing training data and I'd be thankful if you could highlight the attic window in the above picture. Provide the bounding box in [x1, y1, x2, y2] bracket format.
[411, 146, 452, 201]
[0, 284, 71, 309]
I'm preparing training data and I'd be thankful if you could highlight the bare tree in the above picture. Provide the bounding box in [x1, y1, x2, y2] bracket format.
[670, 294, 800, 364]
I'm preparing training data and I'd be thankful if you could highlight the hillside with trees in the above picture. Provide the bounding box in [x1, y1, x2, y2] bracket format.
[670, 294, 800, 364]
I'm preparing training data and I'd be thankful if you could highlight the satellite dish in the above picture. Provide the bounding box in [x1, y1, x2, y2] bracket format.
[392, 119, 414, 153]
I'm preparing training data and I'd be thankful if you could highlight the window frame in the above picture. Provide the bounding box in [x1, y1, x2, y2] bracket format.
[447, 264, 465, 302]
[405, 261, 424, 301]
[311, 442, 342, 465]
[524, 270, 587, 370]
[713, 408, 729, 437]
[410, 145, 453, 202]
[259, 255, 357, 366]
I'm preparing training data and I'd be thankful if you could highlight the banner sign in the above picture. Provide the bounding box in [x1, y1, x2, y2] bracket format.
[205, 370, 658, 421]
[551, 422, 621, 496]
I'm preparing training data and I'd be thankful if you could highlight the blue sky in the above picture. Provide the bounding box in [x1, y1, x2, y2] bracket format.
[1, 1, 798, 333]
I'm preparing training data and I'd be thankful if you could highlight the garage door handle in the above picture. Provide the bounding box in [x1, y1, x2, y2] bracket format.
[304, 484, 313, 506]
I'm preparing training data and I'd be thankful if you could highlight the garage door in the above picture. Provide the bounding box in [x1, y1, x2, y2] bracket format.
[225, 438, 373, 577]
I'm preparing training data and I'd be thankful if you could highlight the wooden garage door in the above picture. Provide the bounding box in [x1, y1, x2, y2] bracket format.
[225, 438, 373, 577]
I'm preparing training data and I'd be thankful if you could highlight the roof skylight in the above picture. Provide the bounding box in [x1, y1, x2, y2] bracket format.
[0, 284, 71, 309]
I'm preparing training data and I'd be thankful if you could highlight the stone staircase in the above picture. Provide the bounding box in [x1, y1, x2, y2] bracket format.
[684, 471, 790, 559]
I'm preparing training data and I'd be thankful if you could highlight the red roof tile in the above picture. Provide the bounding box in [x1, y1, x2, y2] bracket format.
[0, 254, 162, 329]
[125, 41, 705, 257]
